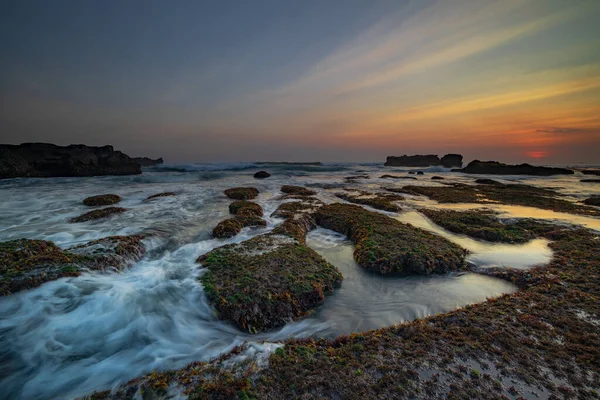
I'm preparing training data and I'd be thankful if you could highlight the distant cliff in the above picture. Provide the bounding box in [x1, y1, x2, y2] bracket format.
[133, 157, 164, 166]
[384, 154, 463, 168]
[0, 143, 142, 179]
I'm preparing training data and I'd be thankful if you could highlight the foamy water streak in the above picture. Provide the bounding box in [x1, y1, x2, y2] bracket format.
[0, 163, 598, 399]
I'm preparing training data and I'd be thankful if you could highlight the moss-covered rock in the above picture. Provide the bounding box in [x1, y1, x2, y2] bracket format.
[271, 199, 323, 219]
[229, 200, 263, 217]
[393, 182, 600, 216]
[224, 187, 259, 200]
[335, 190, 402, 212]
[212, 219, 243, 239]
[70, 207, 127, 223]
[315, 203, 467, 275]
[421, 209, 536, 243]
[197, 233, 342, 333]
[280, 185, 316, 196]
[144, 192, 176, 201]
[83, 194, 121, 206]
[0, 235, 145, 295]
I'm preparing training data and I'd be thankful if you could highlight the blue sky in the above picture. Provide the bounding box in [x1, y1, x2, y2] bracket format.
[1, 0, 599, 163]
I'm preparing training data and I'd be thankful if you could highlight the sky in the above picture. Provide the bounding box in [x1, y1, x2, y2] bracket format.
[1, 0, 600, 164]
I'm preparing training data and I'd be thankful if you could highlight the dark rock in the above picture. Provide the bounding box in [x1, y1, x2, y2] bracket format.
[254, 171, 271, 179]
[475, 178, 502, 185]
[384, 154, 441, 167]
[0, 143, 142, 179]
[459, 160, 573, 176]
[335, 190, 402, 212]
[70, 207, 126, 223]
[144, 192, 176, 201]
[416, 171, 424, 175]
[380, 174, 417, 180]
[224, 187, 259, 200]
[345, 175, 369, 180]
[83, 194, 121, 206]
[229, 200, 263, 217]
[581, 179, 600, 183]
[580, 169, 600, 176]
[256, 161, 321, 166]
[583, 197, 600, 206]
[132, 157, 163, 166]
[431, 176, 444, 180]
[212, 219, 243, 238]
[441, 154, 463, 168]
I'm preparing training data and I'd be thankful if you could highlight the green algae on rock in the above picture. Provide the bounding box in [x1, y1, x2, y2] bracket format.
[197, 233, 342, 333]
[0, 235, 145, 296]
[315, 203, 467, 275]
[280, 185, 316, 196]
[393, 182, 600, 216]
[335, 190, 403, 212]
[223, 187, 259, 200]
[83, 194, 121, 206]
[228, 200, 263, 217]
[144, 192, 176, 201]
[420, 209, 536, 243]
[70, 207, 127, 223]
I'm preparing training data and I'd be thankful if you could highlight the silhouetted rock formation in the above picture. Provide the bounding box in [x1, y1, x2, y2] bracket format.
[132, 157, 163, 166]
[384, 153, 463, 167]
[441, 154, 463, 168]
[458, 160, 573, 176]
[254, 171, 271, 179]
[384, 154, 440, 167]
[0, 143, 141, 179]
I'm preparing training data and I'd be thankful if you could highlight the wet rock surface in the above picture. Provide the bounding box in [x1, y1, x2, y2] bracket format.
[315, 203, 467, 275]
[70, 207, 127, 223]
[224, 187, 259, 200]
[83, 194, 121, 207]
[144, 192, 176, 201]
[0, 235, 145, 295]
[0, 143, 142, 179]
[253, 171, 271, 179]
[335, 190, 403, 212]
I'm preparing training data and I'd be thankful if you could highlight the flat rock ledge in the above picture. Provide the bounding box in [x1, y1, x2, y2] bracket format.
[315, 203, 467, 275]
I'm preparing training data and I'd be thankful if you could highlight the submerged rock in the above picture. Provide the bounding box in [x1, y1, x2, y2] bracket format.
[144, 192, 176, 201]
[83, 194, 121, 206]
[271, 199, 323, 220]
[475, 178, 501, 185]
[384, 154, 441, 167]
[254, 171, 271, 179]
[70, 207, 126, 223]
[0, 143, 141, 179]
[581, 179, 600, 183]
[431, 176, 444, 180]
[459, 160, 574, 176]
[315, 203, 467, 275]
[580, 169, 600, 176]
[441, 153, 463, 168]
[380, 174, 417, 180]
[335, 190, 402, 212]
[0, 235, 145, 295]
[132, 156, 163, 166]
[280, 185, 316, 196]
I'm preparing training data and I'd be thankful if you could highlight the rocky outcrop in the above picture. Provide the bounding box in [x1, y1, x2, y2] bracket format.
[132, 157, 163, 166]
[0, 143, 142, 179]
[441, 154, 463, 168]
[1, 235, 145, 295]
[458, 160, 573, 176]
[315, 203, 467, 275]
[384, 154, 440, 167]
[70, 207, 126, 223]
[224, 187, 259, 200]
[212, 200, 266, 239]
[83, 194, 121, 207]
[581, 169, 600, 176]
[384, 154, 463, 167]
[254, 171, 271, 179]
[583, 197, 600, 206]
